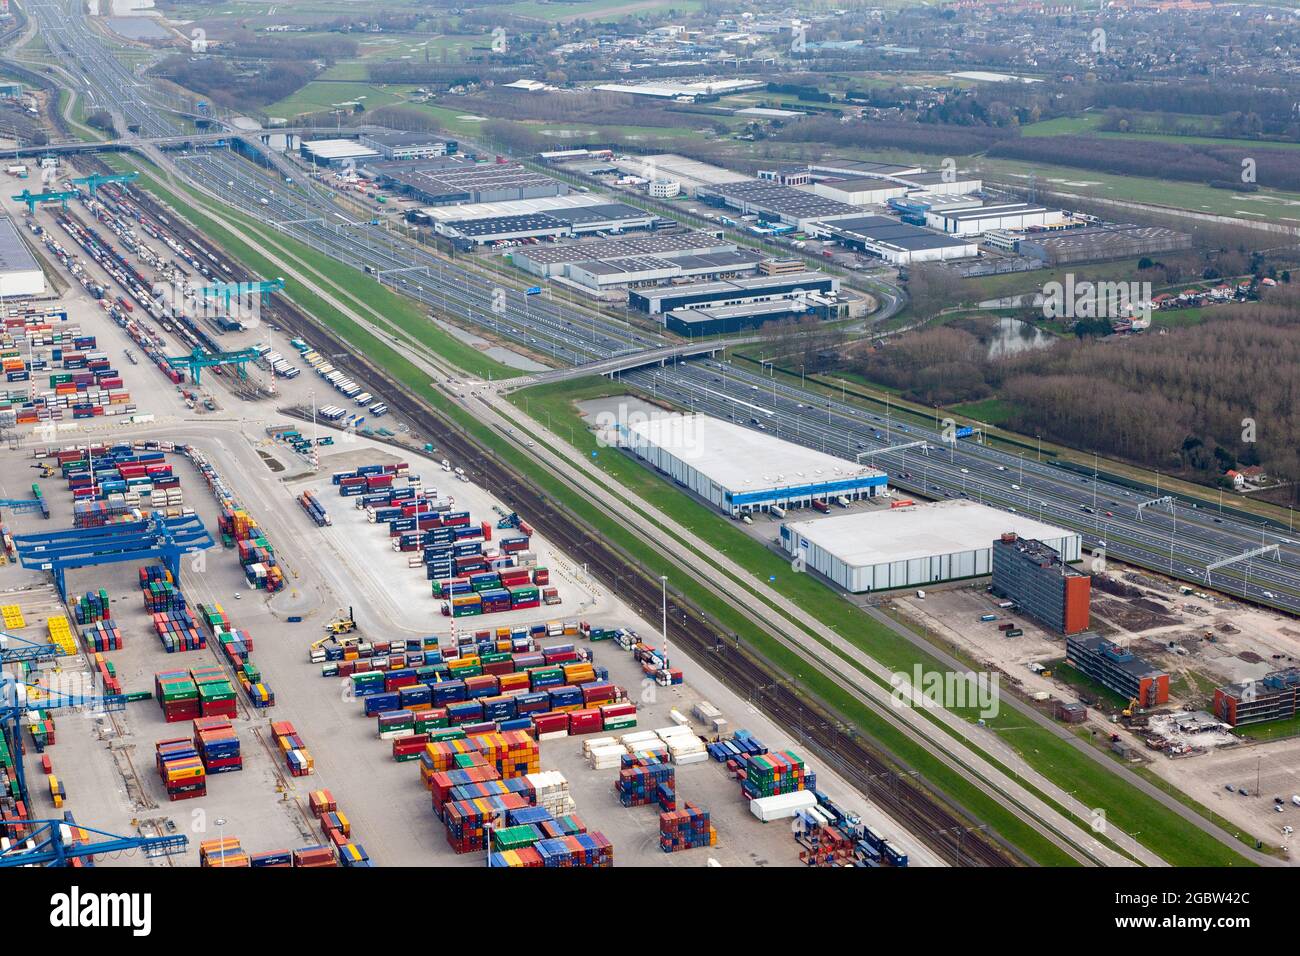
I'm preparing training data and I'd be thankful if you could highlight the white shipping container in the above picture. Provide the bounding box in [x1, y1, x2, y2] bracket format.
[750, 791, 818, 822]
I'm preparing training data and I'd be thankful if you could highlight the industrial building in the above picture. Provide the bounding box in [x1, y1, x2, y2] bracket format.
[809, 177, 910, 207]
[926, 203, 1067, 236]
[892, 171, 984, 196]
[510, 231, 736, 278]
[620, 413, 888, 516]
[370, 159, 565, 205]
[609, 154, 747, 198]
[698, 180, 864, 230]
[812, 215, 978, 265]
[991, 533, 1090, 634]
[0, 217, 46, 297]
[629, 271, 837, 315]
[358, 132, 457, 161]
[1065, 633, 1169, 708]
[432, 201, 655, 246]
[779, 500, 1080, 593]
[562, 249, 764, 291]
[665, 298, 821, 336]
[808, 160, 926, 179]
[1018, 223, 1193, 265]
[299, 138, 380, 167]
[1213, 668, 1300, 727]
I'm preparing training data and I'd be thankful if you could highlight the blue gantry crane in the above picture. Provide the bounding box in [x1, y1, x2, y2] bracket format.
[165, 345, 261, 386]
[12, 188, 79, 214]
[0, 818, 188, 867]
[11, 510, 214, 600]
[1, 677, 128, 818]
[199, 277, 284, 311]
[0, 631, 60, 666]
[70, 171, 139, 197]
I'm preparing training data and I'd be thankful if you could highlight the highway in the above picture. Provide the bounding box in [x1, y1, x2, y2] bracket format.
[27, 0, 1300, 617]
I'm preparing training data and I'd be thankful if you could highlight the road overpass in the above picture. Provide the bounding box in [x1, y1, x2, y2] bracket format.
[512, 337, 759, 388]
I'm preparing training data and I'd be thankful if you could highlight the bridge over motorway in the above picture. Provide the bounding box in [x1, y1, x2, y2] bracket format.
[506, 336, 760, 389]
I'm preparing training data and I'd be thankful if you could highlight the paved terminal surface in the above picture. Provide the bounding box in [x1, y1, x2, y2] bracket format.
[2, 428, 942, 867]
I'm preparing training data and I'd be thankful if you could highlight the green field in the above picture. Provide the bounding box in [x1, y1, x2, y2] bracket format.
[1233, 713, 1300, 742]
[267, 81, 415, 119]
[949, 397, 1019, 426]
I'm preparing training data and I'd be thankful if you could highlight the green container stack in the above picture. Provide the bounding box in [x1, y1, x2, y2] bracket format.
[491, 825, 542, 852]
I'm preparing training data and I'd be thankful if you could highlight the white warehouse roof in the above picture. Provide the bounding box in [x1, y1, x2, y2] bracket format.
[302, 138, 380, 160]
[625, 413, 884, 496]
[419, 194, 605, 223]
[785, 499, 1077, 568]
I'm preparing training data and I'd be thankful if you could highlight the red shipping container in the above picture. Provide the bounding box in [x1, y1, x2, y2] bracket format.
[567, 709, 603, 735]
[532, 712, 569, 735]
[600, 702, 636, 719]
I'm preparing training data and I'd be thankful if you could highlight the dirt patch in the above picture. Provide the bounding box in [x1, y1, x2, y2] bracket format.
[257, 449, 285, 473]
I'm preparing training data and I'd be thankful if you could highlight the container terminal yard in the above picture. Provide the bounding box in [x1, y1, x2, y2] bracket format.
[0, 3, 1294, 917]
[0, 177, 963, 872]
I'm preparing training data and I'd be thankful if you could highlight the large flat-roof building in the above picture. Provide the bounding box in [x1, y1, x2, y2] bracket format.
[563, 249, 764, 291]
[300, 138, 380, 167]
[359, 132, 457, 161]
[665, 298, 821, 337]
[0, 217, 45, 298]
[1066, 633, 1169, 708]
[431, 201, 655, 246]
[779, 499, 1080, 593]
[699, 179, 865, 230]
[991, 533, 1091, 634]
[510, 231, 735, 277]
[620, 413, 888, 516]
[927, 202, 1067, 237]
[813, 214, 978, 265]
[371, 159, 565, 205]
[629, 270, 837, 315]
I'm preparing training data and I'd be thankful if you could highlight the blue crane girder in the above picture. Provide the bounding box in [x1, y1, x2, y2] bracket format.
[0, 498, 46, 514]
[11, 188, 78, 214]
[0, 819, 187, 867]
[11, 511, 214, 600]
[70, 171, 138, 197]
[198, 277, 285, 311]
[165, 345, 261, 387]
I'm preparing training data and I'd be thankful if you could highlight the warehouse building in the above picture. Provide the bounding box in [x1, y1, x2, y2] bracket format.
[511, 231, 736, 278]
[563, 249, 764, 291]
[1213, 668, 1300, 727]
[1065, 633, 1169, 708]
[0, 217, 46, 297]
[809, 160, 926, 179]
[611, 154, 747, 198]
[630, 270, 837, 315]
[698, 179, 865, 230]
[300, 138, 380, 167]
[779, 499, 1080, 593]
[991, 533, 1090, 634]
[1018, 223, 1193, 266]
[621, 413, 888, 516]
[432, 201, 655, 246]
[927, 202, 1067, 236]
[892, 171, 984, 196]
[809, 177, 910, 206]
[813, 214, 978, 265]
[372, 159, 565, 205]
[359, 132, 457, 161]
[665, 298, 826, 336]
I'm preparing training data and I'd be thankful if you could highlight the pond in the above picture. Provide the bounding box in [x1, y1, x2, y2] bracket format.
[987, 316, 1053, 359]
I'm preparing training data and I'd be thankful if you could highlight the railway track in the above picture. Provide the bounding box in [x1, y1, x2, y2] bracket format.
[109, 174, 1021, 868]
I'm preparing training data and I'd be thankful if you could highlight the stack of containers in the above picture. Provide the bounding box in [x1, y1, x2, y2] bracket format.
[742, 750, 809, 800]
[659, 803, 716, 853]
[152, 609, 204, 653]
[272, 721, 313, 776]
[292, 846, 338, 868]
[534, 833, 614, 867]
[617, 756, 675, 807]
[526, 771, 576, 818]
[308, 789, 337, 819]
[156, 738, 206, 801]
[444, 794, 529, 854]
[143, 580, 185, 613]
[659, 725, 708, 765]
[73, 588, 111, 625]
[190, 665, 237, 717]
[249, 849, 294, 868]
[468, 731, 539, 779]
[193, 716, 241, 773]
[46, 615, 76, 656]
[155, 670, 200, 722]
[81, 620, 123, 652]
[199, 838, 250, 867]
